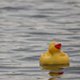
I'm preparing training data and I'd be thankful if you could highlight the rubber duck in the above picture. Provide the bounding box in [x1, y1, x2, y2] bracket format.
[39, 41, 69, 70]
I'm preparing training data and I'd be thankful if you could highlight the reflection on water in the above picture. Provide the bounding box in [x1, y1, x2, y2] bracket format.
[40, 64, 69, 71]
[48, 71, 64, 80]
[0, 0, 80, 80]
[40, 63, 69, 80]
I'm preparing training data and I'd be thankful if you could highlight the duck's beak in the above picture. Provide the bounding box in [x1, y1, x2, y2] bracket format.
[55, 43, 62, 49]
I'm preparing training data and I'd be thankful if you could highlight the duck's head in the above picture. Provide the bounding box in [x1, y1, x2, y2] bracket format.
[48, 41, 62, 54]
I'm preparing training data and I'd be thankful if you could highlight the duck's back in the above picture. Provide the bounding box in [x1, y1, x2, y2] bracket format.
[39, 51, 52, 65]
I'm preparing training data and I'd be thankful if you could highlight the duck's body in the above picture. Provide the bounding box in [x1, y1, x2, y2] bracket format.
[40, 51, 69, 65]
[39, 41, 69, 70]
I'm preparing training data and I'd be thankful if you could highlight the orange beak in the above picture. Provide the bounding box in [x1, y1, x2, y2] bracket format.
[55, 43, 62, 49]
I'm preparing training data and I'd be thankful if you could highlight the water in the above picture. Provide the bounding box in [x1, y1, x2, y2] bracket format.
[0, 0, 80, 80]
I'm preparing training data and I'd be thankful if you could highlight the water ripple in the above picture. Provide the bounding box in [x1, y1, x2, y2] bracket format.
[0, 0, 80, 80]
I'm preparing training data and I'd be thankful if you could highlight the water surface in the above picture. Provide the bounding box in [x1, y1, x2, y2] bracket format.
[0, 0, 80, 80]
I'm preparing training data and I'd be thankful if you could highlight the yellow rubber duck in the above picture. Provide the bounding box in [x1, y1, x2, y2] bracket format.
[39, 41, 70, 70]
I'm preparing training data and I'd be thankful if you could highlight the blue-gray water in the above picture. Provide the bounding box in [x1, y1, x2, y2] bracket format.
[0, 0, 80, 80]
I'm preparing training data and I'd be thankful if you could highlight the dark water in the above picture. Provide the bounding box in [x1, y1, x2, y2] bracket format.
[0, 0, 80, 80]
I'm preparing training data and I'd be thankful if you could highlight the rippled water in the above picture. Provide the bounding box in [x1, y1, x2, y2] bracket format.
[0, 0, 80, 80]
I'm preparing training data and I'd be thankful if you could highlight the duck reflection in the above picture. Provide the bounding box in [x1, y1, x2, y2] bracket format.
[48, 71, 64, 80]
[40, 64, 69, 80]
[48, 72, 63, 80]
[48, 77, 60, 80]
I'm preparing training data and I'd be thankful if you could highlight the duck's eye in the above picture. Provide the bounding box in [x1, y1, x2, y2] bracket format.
[55, 43, 62, 49]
